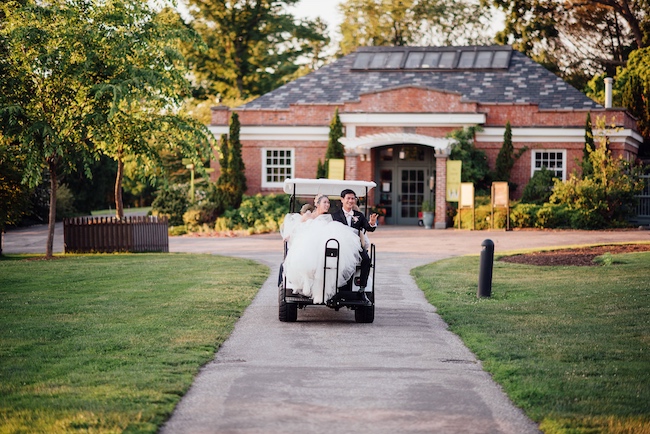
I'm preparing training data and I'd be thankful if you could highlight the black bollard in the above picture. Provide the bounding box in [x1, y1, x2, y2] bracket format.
[478, 239, 494, 298]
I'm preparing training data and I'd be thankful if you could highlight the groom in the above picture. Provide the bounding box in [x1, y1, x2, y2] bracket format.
[331, 189, 379, 292]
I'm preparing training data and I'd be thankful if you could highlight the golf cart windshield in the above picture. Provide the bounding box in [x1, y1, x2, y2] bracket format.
[283, 178, 377, 212]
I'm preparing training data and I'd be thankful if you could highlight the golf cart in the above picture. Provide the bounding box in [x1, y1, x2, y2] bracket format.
[279, 178, 377, 323]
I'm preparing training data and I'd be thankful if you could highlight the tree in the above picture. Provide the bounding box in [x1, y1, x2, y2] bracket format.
[0, 144, 31, 256]
[1, 0, 98, 258]
[324, 108, 345, 178]
[617, 48, 650, 157]
[316, 159, 326, 178]
[339, 0, 494, 55]
[215, 113, 247, 211]
[494, 121, 526, 183]
[184, 0, 329, 103]
[493, 0, 648, 88]
[448, 126, 491, 192]
[582, 112, 595, 177]
[86, 5, 214, 219]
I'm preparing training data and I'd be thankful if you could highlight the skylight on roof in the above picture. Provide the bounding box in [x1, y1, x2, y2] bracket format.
[352, 47, 512, 71]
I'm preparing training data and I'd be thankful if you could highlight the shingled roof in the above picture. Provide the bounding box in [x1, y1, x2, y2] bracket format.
[240, 45, 601, 111]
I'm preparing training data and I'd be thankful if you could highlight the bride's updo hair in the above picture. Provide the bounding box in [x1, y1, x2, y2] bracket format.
[314, 193, 327, 206]
[300, 203, 314, 214]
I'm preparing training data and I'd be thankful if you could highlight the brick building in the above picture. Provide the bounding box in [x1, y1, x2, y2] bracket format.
[210, 45, 642, 228]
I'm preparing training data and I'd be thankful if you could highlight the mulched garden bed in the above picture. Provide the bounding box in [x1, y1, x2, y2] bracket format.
[499, 244, 650, 266]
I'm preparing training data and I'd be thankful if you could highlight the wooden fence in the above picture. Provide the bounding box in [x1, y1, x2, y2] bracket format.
[64, 216, 169, 253]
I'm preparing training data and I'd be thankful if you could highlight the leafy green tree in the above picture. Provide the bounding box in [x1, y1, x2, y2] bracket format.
[617, 48, 650, 157]
[494, 0, 648, 87]
[86, 5, 214, 219]
[448, 126, 491, 192]
[582, 112, 595, 177]
[0, 144, 31, 255]
[324, 108, 345, 178]
[339, 0, 493, 55]
[64, 155, 117, 214]
[184, 0, 329, 102]
[0, 0, 98, 257]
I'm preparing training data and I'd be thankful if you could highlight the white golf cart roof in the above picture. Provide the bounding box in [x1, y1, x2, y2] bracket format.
[283, 178, 376, 198]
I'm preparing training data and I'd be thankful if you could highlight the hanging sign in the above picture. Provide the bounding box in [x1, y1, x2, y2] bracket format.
[328, 159, 345, 180]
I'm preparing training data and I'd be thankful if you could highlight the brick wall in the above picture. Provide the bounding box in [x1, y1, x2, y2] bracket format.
[210, 86, 641, 200]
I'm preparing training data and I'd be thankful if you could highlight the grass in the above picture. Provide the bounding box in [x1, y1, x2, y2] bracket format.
[412, 250, 650, 434]
[90, 207, 152, 217]
[0, 253, 268, 433]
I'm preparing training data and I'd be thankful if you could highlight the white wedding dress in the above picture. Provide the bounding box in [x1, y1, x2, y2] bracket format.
[281, 213, 362, 303]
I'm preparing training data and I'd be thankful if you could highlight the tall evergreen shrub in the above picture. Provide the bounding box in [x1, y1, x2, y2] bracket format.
[582, 112, 594, 177]
[324, 108, 345, 178]
[215, 112, 247, 211]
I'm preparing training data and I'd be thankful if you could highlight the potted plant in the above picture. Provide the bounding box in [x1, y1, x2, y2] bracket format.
[371, 204, 387, 225]
[421, 200, 434, 229]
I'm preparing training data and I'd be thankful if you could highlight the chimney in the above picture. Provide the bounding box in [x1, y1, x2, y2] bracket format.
[604, 77, 613, 109]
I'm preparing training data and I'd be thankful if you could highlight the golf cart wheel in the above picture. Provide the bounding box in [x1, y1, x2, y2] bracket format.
[355, 304, 374, 323]
[278, 285, 297, 322]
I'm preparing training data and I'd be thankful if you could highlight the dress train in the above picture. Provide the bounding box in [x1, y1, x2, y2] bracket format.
[281, 213, 361, 303]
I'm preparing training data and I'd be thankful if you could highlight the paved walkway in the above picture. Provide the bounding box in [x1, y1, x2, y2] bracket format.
[4, 225, 649, 433]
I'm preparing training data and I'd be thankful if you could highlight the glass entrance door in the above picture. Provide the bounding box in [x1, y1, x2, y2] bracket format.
[398, 168, 425, 225]
[375, 144, 435, 225]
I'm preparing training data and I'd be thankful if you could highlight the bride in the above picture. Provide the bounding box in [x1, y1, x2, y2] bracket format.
[281, 194, 362, 304]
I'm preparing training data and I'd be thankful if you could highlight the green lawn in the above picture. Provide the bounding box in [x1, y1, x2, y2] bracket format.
[3, 249, 648, 433]
[91, 207, 152, 217]
[0, 253, 268, 433]
[412, 250, 650, 434]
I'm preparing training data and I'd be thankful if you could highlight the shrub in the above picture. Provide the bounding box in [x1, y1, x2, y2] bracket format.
[521, 167, 556, 205]
[168, 225, 188, 236]
[151, 184, 189, 226]
[55, 184, 78, 220]
[535, 203, 572, 229]
[549, 124, 642, 228]
[510, 203, 541, 228]
[213, 193, 290, 234]
[454, 202, 508, 230]
[183, 203, 219, 231]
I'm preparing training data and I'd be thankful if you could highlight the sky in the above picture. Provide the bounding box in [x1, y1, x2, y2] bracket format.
[176, 0, 504, 44]
[176, 0, 344, 39]
[288, 0, 344, 37]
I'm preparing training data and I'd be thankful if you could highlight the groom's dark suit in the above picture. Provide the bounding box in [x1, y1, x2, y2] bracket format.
[331, 208, 376, 288]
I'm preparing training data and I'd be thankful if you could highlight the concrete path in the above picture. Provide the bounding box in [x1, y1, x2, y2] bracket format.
[4, 225, 649, 433]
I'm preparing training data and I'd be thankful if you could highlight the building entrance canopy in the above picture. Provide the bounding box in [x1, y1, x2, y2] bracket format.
[340, 133, 454, 156]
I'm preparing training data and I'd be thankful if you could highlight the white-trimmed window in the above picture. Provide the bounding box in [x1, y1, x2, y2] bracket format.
[262, 148, 294, 188]
[531, 150, 566, 180]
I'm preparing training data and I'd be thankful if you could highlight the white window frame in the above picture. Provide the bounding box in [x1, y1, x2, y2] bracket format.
[530, 149, 566, 180]
[262, 148, 295, 188]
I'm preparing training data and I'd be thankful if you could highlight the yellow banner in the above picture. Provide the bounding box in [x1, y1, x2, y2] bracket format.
[446, 160, 462, 202]
[328, 159, 345, 180]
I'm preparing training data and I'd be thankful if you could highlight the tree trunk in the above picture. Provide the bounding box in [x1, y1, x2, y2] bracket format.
[115, 157, 124, 220]
[0, 230, 3, 256]
[46, 160, 58, 259]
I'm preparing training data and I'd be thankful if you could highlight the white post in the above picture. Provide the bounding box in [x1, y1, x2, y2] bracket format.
[604, 77, 613, 109]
